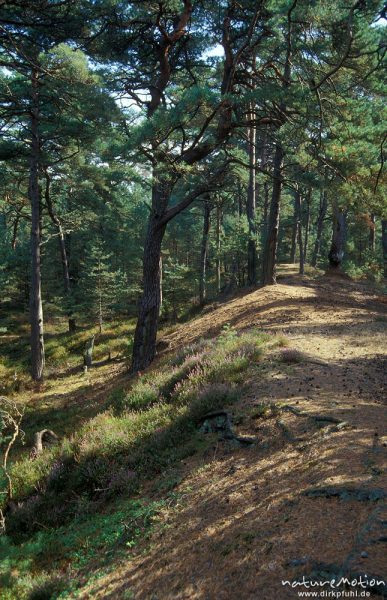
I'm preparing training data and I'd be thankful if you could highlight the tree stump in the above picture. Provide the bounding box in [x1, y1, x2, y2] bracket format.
[83, 335, 95, 368]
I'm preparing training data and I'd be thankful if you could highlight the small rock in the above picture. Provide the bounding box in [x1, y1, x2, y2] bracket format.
[360, 551, 368, 558]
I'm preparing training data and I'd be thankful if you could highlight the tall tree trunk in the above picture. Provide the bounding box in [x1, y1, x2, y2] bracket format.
[131, 174, 169, 372]
[159, 255, 163, 309]
[261, 143, 283, 285]
[11, 215, 19, 250]
[296, 192, 304, 275]
[369, 214, 376, 252]
[237, 181, 243, 217]
[44, 170, 75, 332]
[97, 258, 103, 333]
[303, 188, 311, 264]
[216, 204, 222, 293]
[311, 189, 328, 267]
[247, 112, 257, 286]
[290, 192, 300, 263]
[262, 181, 270, 245]
[382, 220, 387, 278]
[199, 199, 211, 305]
[328, 206, 347, 270]
[258, 128, 269, 255]
[29, 69, 45, 382]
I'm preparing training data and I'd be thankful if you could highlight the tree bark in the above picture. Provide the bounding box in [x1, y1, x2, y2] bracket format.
[369, 214, 376, 252]
[290, 191, 300, 263]
[83, 335, 95, 368]
[29, 69, 45, 381]
[261, 143, 283, 285]
[261, 0, 293, 284]
[296, 192, 305, 275]
[32, 429, 58, 457]
[328, 206, 347, 269]
[311, 189, 327, 267]
[131, 174, 169, 372]
[247, 111, 257, 286]
[216, 204, 222, 293]
[44, 170, 75, 332]
[199, 199, 211, 305]
[382, 220, 387, 278]
[261, 181, 270, 246]
[303, 188, 311, 264]
[129, 7, 250, 372]
[257, 128, 269, 258]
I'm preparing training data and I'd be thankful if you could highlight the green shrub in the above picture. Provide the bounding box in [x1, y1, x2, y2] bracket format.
[1, 327, 272, 598]
[344, 253, 383, 282]
[5, 328, 269, 538]
[0, 498, 163, 599]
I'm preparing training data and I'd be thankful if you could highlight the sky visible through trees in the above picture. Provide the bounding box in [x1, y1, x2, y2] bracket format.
[0, 0, 385, 380]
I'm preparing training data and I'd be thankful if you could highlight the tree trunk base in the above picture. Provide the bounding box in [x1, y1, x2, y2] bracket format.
[68, 318, 76, 333]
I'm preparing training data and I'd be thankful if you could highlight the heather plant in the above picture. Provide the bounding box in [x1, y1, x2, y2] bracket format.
[4, 329, 269, 533]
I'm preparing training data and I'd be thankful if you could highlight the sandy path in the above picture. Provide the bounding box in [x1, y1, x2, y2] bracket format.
[79, 267, 387, 600]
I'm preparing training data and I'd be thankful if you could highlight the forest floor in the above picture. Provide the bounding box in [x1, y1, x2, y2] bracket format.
[73, 265, 387, 600]
[1, 265, 386, 600]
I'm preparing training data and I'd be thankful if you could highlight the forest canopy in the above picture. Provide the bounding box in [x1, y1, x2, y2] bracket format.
[0, 0, 386, 381]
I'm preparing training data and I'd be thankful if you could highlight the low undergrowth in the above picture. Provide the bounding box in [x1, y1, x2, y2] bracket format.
[0, 326, 275, 599]
[0, 319, 134, 396]
[0, 497, 166, 600]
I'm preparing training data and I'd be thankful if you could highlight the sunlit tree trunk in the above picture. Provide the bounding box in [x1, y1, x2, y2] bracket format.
[29, 68, 45, 381]
[131, 172, 169, 372]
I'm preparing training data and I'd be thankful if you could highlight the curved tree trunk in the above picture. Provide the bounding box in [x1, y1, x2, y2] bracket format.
[29, 68, 45, 382]
[44, 170, 75, 332]
[131, 174, 169, 373]
[328, 206, 347, 270]
[261, 143, 283, 285]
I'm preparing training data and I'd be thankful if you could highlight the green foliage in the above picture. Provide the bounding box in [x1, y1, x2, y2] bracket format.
[0, 1, 385, 595]
[3, 329, 268, 533]
[0, 327, 272, 598]
[0, 498, 164, 599]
